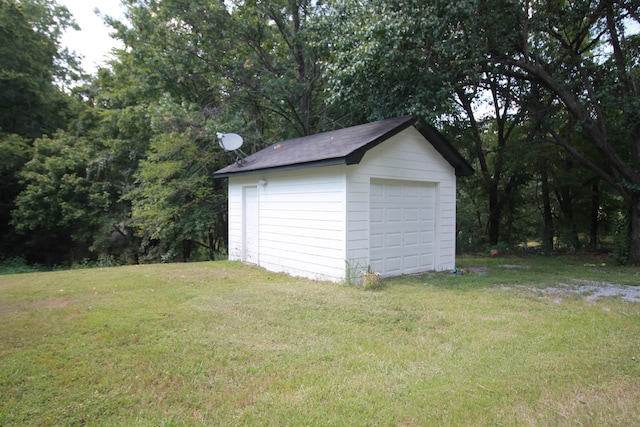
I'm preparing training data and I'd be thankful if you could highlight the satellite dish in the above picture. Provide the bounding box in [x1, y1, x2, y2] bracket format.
[216, 132, 247, 166]
[217, 132, 244, 152]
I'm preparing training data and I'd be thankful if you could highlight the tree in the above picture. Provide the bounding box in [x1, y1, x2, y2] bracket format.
[125, 98, 228, 261]
[317, 0, 455, 122]
[433, 0, 640, 261]
[90, 0, 347, 261]
[0, 134, 31, 256]
[111, 0, 351, 137]
[11, 131, 105, 264]
[0, 0, 81, 136]
[452, 73, 532, 247]
[320, 0, 640, 261]
[319, 0, 533, 247]
[0, 0, 83, 261]
[507, 0, 640, 263]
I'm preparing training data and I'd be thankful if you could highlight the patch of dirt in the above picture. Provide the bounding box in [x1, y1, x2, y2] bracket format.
[33, 297, 75, 309]
[467, 267, 488, 276]
[0, 296, 75, 319]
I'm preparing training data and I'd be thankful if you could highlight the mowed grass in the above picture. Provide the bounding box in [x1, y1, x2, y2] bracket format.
[1, 257, 639, 426]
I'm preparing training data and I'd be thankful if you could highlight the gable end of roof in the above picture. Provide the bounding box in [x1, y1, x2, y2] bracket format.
[415, 122, 475, 177]
[344, 116, 417, 165]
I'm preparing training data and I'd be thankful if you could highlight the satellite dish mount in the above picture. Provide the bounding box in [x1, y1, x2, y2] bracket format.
[217, 132, 247, 165]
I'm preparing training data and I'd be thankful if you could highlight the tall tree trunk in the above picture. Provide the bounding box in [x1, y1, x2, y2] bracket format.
[208, 232, 215, 261]
[488, 182, 500, 246]
[589, 181, 599, 250]
[557, 186, 580, 252]
[182, 240, 192, 262]
[541, 167, 553, 254]
[630, 195, 640, 265]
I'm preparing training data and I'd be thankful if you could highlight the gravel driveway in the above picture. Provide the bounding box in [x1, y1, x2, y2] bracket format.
[467, 265, 640, 303]
[537, 280, 640, 303]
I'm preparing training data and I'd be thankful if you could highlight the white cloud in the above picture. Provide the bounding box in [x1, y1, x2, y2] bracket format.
[58, 0, 126, 74]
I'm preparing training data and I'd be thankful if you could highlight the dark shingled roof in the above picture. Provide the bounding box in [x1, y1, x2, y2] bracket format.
[213, 115, 473, 178]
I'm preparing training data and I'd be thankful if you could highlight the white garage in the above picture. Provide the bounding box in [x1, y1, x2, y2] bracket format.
[214, 116, 473, 282]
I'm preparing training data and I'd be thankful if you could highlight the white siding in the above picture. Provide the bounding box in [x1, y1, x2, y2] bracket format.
[228, 166, 347, 282]
[346, 127, 457, 274]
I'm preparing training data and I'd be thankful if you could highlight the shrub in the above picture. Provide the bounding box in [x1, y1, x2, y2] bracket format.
[0, 256, 39, 274]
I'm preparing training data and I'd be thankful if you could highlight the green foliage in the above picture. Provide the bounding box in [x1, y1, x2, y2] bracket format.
[11, 131, 104, 264]
[13, 132, 93, 231]
[318, 0, 454, 121]
[613, 212, 630, 265]
[124, 98, 228, 262]
[0, 133, 32, 255]
[0, 0, 83, 262]
[70, 254, 119, 270]
[5, 0, 640, 267]
[0, 0, 80, 137]
[0, 256, 40, 274]
[321, 0, 640, 261]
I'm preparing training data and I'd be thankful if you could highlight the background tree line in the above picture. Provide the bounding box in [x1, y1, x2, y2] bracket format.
[1, 0, 639, 268]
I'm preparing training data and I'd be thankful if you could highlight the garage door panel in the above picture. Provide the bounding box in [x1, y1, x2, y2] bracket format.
[370, 259, 384, 274]
[385, 257, 402, 274]
[420, 208, 434, 221]
[370, 179, 436, 277]
[386, 232, 402, 247]
[370, 184, 384, 197]
[404, 208, 419, 222]
[404, 254, 419, 269]
[370, 208, 384, 223]
[419, 230, 434, 243]
[370, 233, 384, 248]
[420, 253, 433, 264]
[404, 185, 420, 198]
[385, 184, 402, 198]
[387, 208, 402, 222]
[404, 232, 419, 246]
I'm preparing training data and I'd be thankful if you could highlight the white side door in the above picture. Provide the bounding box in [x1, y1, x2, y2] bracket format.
[243, 186, 259, 264]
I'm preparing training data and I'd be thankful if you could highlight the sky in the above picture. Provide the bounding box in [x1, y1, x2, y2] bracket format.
[58, 0, 126, 74]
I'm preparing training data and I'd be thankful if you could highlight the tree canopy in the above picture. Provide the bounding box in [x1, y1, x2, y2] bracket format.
[2, 0, 640, 266]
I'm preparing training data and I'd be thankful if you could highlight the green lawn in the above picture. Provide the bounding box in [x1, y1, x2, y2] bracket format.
[1, 256, 639, 426]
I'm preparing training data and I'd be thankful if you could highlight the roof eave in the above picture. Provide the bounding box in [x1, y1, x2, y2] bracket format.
[212, 157, 347, 179]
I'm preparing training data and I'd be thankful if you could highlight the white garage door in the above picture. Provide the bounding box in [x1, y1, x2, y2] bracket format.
[370, 179, 436, 277]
